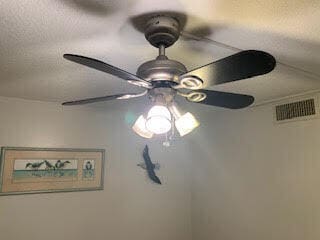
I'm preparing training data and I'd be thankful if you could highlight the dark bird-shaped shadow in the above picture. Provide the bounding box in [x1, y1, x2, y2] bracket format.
[141, 145, 161, 185]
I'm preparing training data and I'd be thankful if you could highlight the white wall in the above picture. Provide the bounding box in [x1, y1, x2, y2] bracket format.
[189, 95, 320, 240]
[2, 93, 318, 240]
[0, 96, 192, 240]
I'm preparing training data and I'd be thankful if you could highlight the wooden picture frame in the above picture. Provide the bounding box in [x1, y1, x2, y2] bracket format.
[0, 147, 105, 195]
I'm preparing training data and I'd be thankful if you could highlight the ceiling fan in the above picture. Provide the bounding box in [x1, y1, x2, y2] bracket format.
[63, 15, 276, 139]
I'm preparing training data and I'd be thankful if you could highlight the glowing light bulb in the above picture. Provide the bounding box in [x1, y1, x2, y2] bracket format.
[169, 104, 199, 137]
[175, 112, 199, 136]
[145, 105, 172, 134]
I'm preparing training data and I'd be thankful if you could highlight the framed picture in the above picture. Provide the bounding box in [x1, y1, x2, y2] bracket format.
[0, 147, 105, 195]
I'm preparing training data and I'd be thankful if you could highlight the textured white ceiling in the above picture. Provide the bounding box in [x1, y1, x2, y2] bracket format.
[0, 0, 320, 105]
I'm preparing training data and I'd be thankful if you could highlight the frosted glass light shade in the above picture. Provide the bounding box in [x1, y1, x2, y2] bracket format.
[132, 115, 153, 138]
[145, 105, 172, 134]
[175, 112, 199, 136]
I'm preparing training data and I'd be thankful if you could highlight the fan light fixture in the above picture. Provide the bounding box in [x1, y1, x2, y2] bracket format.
[132, 103, 199, 138]
[132, 105, 171, 136]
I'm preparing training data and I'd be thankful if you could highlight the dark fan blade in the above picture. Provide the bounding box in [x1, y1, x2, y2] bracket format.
[143, 145, 161, 185]
[62, 92, 145, 106]
[186, 90, 254, 109]
[180, 50, 276, 88]
[63, 54, 151, 88]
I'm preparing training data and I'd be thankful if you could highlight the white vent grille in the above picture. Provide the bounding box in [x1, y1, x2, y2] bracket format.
[275, 98, 317, 122]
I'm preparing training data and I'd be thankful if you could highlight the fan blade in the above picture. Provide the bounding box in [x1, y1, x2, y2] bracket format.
[63, 54, 152, 88]
[62, 91, 146, 106]
[179, 50, 276, 88]
[186, 90, 254, 109]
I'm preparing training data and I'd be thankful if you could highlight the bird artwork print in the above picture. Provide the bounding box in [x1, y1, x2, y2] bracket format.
[54, 160, 71, 169]
[25, 161, 44, 171]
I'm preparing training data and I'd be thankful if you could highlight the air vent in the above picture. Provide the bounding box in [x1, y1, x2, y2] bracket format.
[275, 98, 317, 122]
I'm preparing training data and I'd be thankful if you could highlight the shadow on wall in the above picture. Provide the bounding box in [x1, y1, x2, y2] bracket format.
[58, 0, 133, 16]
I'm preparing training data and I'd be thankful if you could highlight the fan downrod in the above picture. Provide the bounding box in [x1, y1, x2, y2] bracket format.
[144, 15, 181, 48]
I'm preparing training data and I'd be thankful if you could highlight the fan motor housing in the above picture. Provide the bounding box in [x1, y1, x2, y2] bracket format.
[144, 16, 181, 48]
[137, 55, 187, 85]
[148, 87, 176, 103]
